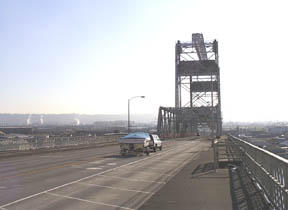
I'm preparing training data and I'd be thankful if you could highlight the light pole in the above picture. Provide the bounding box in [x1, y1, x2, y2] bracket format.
[128, 96, 145, 133]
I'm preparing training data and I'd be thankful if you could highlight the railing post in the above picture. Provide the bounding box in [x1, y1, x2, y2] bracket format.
[213, 139, 218, 171]
[35, 137, 38, 149]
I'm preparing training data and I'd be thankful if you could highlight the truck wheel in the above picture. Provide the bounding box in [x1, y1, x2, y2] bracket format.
[159, 146, 162, 151]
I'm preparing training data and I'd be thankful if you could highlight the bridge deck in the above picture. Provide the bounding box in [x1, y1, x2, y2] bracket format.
[139, 139, 271, 210]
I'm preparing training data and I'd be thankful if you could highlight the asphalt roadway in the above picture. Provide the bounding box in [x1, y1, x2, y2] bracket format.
[0, 138, 208, 210]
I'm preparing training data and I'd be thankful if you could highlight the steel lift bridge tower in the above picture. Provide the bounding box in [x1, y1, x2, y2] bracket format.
[158, 33, 222, 137]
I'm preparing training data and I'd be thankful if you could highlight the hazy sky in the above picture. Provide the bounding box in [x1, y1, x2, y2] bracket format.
[1, 0, 288, 122]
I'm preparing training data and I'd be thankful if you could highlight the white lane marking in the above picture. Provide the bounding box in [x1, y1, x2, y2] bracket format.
[39, 155, 63, 158]
[113, 169, 172, 177]
[71, 165, 83, 168]
[166, 154, 197, 176]
[0, 186, 7, 190]
[138, 163, 177, 168]
[88, 159, 107, 164]
[78, 182, 151, 194]
[46, 192, 134, 210]
[0, 146, 181, 208]
[94, 174, 166, 184]
[86, 167, 102, 170]
[133, 149, 203, 210]
[127, 166, 171, 171]
[156, 159, 186, 163]
[151, 159, 189, 164]
[107, 163, 117, 166]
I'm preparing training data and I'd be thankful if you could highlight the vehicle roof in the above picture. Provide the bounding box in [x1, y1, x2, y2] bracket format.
[122, 132, 150, 139]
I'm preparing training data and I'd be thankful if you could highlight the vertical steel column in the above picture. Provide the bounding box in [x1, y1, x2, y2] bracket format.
[175, 41, 181, 108]
[214, 39, 222, 136]
[190, 76, 193, 108]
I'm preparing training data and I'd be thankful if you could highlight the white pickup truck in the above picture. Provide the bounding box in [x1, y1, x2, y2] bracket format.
[119, 132, 162, 156]
[120, 132, 151, 156]
[150, 134, 162, 151]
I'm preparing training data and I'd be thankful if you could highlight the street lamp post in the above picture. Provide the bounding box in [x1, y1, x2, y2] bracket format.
[128, 96, 145, 133]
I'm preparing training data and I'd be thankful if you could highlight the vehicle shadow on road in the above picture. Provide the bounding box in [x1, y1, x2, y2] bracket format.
[103, 154, 143, 159]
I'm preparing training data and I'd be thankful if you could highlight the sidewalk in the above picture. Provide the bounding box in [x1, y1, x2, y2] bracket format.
[139, 141, 271, 210]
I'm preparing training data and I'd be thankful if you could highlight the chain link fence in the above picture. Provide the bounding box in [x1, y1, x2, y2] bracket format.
[0, 135, 123, 152]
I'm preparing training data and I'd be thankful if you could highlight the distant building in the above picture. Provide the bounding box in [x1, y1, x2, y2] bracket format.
[0, 127, 33, 135]
[279, 140, 288, 147]
[268, 126, 288, 135]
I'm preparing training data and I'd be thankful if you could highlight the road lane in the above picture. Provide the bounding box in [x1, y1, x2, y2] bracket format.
[0, 138, 209, 209]
[0, 145, 120, 178]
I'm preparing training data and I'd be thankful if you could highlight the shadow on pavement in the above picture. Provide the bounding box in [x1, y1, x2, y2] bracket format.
[103, 154, 148, 159]
[229, 166, 272, 210]
[191, 162, 215, 176]
[191, 161, 272, 210]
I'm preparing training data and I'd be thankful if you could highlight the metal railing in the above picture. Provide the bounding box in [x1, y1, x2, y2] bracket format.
[0, 135, 122, 152]
[228, 135, 288, 210]
[213, 137, 242, 165]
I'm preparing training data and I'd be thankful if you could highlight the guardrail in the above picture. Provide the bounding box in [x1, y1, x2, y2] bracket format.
[228, 135, 288, 210]
[0, 135, 123, 152]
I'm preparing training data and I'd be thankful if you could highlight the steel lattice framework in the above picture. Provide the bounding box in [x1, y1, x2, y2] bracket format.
[158, 33, 222, 138]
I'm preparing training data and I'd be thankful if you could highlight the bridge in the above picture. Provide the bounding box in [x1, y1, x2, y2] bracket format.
[157, 33, 222, 138]
[0, 34, 287, 210]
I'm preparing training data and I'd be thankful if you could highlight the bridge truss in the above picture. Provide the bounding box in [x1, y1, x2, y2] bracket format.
[158, 33, 222, 138]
